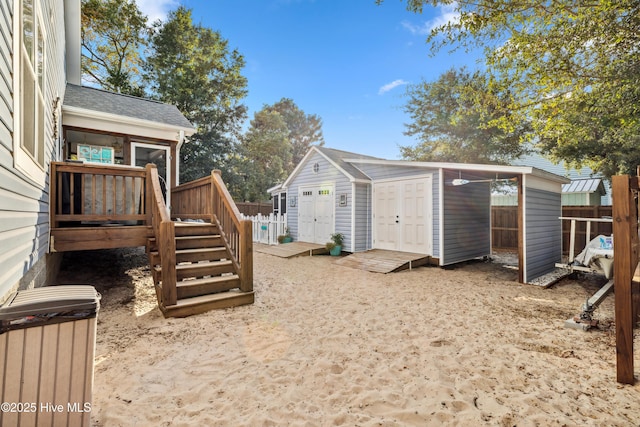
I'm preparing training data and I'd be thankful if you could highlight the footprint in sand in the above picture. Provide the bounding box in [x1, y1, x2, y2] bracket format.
[243, 320, 292, 363]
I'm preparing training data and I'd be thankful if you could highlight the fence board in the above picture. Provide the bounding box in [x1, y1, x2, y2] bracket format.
[492, 205, 613, 254]
[242, 213, 287, 245]
[236, 202, 272, 216]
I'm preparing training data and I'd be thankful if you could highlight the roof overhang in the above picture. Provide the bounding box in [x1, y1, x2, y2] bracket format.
[344, 158, 571, 184]
[267, 183, 284, 194]
[62, 105, 196, 143]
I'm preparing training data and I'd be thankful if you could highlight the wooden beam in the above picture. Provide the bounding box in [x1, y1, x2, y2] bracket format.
[612, 175, 637, 384]
[517, 175, 524, 283]
[160, 221, 177, 306]
[50, 226, 150, 251]
[239, 220, 253, 292]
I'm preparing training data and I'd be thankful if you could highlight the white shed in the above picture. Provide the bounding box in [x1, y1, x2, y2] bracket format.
[273, 147, 570, 283]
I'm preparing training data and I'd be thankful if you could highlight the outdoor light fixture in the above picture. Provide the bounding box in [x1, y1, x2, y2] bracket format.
[451, 177, 518, 186]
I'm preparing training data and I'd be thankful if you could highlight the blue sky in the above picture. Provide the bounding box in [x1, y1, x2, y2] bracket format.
[137, 0, 480, 159]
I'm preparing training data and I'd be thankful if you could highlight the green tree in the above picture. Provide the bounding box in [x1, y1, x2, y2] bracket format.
[238, 110, 292, 202]
[401, 67, 530, 163]
[383, 0, 640, 176]
[145, 6, 248, 183]
[81, 0, 148, 95]
[266, 98, 324, 166]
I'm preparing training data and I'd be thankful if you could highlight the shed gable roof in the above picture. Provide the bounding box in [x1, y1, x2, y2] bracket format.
[282, 146, 378, 187]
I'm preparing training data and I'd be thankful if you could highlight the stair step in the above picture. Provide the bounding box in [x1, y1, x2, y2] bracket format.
[175, 247, 228, 263]
[157, 260, 235, 281]
[149, 247, 229, 266]
[160, 290, 254, 318]
[174, 222, 219, 237]
[147, 238, 158, 253]
[175, 235, 223, 249]
[176, 274, 241, 299]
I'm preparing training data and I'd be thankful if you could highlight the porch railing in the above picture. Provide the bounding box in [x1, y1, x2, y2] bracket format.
[146, 164, 177, 307]
[171, 170, 253, 290]
[50, 162, 148, 227]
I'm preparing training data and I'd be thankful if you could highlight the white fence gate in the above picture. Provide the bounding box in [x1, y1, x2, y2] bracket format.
[241, 213, 287, 245]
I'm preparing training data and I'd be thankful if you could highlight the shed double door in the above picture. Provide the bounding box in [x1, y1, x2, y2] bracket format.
[373, 177, 432, 254]
[298, 185, 334, 244]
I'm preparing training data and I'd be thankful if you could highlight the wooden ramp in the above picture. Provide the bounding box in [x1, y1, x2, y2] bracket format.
[336, 249, 430, 273]
[255, 242, 328, 258]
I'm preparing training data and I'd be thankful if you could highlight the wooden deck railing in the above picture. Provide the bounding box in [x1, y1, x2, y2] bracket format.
[146, 164, 177, 307]
[50, 162, 148, 227]
[172, 170, 253, 290]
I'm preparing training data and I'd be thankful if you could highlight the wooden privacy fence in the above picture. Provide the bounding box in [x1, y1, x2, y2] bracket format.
[241, 213, 287, 245]
[236, 202, 272, 216]
[492, 205, 613, 254]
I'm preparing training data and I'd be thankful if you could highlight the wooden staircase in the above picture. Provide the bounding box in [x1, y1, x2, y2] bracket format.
[148, 222, 254, 317]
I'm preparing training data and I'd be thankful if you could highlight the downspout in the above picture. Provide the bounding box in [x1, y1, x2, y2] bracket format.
[351, 182, 356, 252]
[64, 0, 81, 85]
[439, 169, 444, 266]
[519, 174, 526, 283]
[176, 130, 185, 186]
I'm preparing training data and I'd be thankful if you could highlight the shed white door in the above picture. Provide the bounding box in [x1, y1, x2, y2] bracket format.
[373, 177, 432, 254]
[298, 186, 334, 244]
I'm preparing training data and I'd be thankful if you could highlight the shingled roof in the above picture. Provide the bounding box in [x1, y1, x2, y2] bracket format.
[64, 84, 194, 130]
[315, 146, 380, 181]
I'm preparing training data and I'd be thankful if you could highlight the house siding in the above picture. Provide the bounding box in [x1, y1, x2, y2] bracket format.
[442, 179, 491, 265]
[287, 151, 355, 250]
[432, 173, 440, 258]
[525, 188, 562, 282]
[0, 0, 66, 301]
[353, 183, 370, 251]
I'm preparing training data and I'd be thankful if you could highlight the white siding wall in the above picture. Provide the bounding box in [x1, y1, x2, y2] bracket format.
[287, 152, 355, 250]
[353, 183, 370, 252]
[350, 163, 440, 257]
[0, 0, 67, 300]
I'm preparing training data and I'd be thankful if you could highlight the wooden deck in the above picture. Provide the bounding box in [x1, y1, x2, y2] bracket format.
[255, 242, 327, 258]
[336, 249, 431, 273]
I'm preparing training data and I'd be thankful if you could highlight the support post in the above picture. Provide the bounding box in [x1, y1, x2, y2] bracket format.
[145, 164, 154, 226]
[517, 175, 524, 283]
[569, 219, 576, 262]
[160, 221, 177, 306]
[240, 220, 253, 292]
[612, 175, 638, 384]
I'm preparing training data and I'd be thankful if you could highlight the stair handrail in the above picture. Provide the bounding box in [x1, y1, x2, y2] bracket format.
[145, 164, 177, 306]
[210, 170, 253, 291]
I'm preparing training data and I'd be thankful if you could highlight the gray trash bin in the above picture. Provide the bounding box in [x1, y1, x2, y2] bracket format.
[0, 285, 100, 427]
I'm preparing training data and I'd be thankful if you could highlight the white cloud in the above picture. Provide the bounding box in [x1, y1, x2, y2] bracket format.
[401, 3, 460, 36]
[136, 0, 179, 24]
[378, 79, 409, 95]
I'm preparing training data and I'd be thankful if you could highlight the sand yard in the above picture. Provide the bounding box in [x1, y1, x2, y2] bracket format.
[58, 247, 640, 426]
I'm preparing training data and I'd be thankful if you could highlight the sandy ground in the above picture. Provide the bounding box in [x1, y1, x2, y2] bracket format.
[57, 247, 640, 426]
